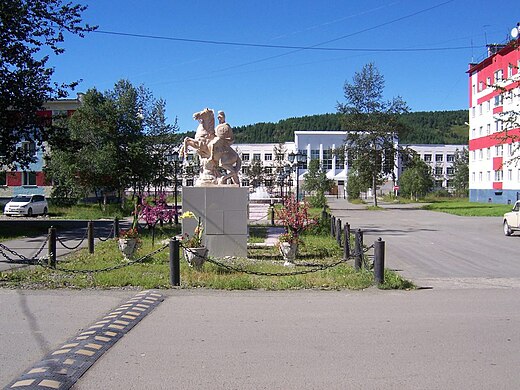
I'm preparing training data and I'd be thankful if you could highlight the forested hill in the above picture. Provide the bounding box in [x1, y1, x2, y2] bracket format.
[229, 110, 468, 145]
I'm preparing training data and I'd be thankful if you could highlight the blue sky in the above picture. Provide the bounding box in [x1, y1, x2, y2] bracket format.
[49, 0, 520, 132]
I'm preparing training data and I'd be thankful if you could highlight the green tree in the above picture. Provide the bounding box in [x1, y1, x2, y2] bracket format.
[451, 148, 469, 197]
[0, 0, 95, 168]
[302, 159, 333, 207]
[248, 159, 264, 188]
[45, 80, 173, 207]
[337, 62, 408, 206]
[346, 169, 362, 200]
[399, 157, 434, 200]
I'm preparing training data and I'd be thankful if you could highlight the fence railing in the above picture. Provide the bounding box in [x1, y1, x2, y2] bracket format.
[0, 212, 386, 286]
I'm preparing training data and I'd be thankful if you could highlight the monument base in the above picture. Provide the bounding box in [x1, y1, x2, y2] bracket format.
[182, 186, 248, 258]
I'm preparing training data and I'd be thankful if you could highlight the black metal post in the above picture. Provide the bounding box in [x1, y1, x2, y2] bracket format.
[270, 202, 275, 226]
[330, 215, 335, 238]
[354, 229, 363, 271]
[343, 224, 350, 261]
[295, 163, 300, 202]
[48, 226, 56, 269]
[174, 161, 179, 225]
[88, 221, 94, 254]
[169, 237, 180, 286]
[374, 237, 385, 284]
[336, 218, 342, 247]
[113, 217, 120, 238]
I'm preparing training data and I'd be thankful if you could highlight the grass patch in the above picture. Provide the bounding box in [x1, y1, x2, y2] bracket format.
[48, 203, 133, 220]
[0, 226, 413, 291]
[248, 225, 268, 244]
[422, 199, 511, 216]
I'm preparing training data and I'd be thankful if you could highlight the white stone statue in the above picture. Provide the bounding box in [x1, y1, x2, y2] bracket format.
[180, 108, 241, 186]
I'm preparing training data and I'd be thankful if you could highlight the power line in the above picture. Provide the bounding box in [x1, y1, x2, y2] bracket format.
[94, 29, 474, 53]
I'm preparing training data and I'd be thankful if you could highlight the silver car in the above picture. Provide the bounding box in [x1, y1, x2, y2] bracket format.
[3, 194, 48, 217]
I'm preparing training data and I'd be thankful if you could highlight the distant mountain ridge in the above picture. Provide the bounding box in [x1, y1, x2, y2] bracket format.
[230, 110, 468, 145]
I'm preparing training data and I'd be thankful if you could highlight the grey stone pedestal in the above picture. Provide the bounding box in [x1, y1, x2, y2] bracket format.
[182, 186, 248, 258]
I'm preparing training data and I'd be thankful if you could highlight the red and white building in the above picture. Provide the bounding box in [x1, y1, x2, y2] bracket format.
[0, 96, 82, 204]
[468, 37, 520, 204]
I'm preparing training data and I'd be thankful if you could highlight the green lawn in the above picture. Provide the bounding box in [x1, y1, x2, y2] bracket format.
[0, 225, 413, 291]
[422, 198, 511, 216]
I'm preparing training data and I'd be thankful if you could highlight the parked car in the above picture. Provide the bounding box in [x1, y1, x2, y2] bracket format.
[503, 200, 520, 236]
[3, 194, 48, 217]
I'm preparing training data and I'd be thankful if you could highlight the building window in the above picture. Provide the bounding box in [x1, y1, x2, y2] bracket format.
[486, 124, 490, 135]
[423, 154, 432, 162]
[495, 170, 503, 182]
[241, 179, 249, 187]
[435, 154, 443, 162]
[479, 126, 483, 136]
[487, 171, 491, 181]
[495, 145, 503, 157]
[264, 153, 272, 161]
[435, 167, 443, 175]
[22, 141, 37, 157]
[508, 169, 513, 181]
[494, 69, 503, 83]
[447, 154, 454, 162]
[486, 148, 490, 159]
[322, 150, 332, 170]
[486, 101, 491, 112]
[447, 167, 454, 175]
[264, 179, 273, 187]
[478, 104, 482, 115]
[479, 172, 482, 181]
[241, 166, 249, 174]
[264, 167, 272, 174]
[242, 153, 250, 161]
[185, 179, 194, 187]
[310, 149, 320, 160]
[472, 172, 475, 182]
[22, 171, 36, 186]
[478, 150, 483, 160]
[0, 172, 6, 186]
[253, 153, 261, 161]
[435, 180, 443, 188]
[494, 95, 503, 107]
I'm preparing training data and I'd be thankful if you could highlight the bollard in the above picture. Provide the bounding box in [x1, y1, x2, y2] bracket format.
[169, 237, 180, 286]
[331, 215, 336, 238]
[354, 229, 363, 271]
[336, 218, 342, 247]
[321, 207, 327, 222]
[113, 217, 120, 238]
[270, 203, 275, 226]
[374, 238, 385, 284]
[88, 221, 94, 254]
[48, 226, 56, 269]
[343, 223, 350, 261]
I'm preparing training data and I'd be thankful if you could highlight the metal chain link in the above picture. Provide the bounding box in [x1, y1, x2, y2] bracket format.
[96, 224, 115, 242]
[248, 212, 270, 223]
[56, 233, 86, 250]
[204, 256, 348, 276]
[38, 244, 169, 274]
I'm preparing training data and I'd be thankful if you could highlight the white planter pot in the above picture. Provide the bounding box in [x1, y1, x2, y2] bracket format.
[118, 238, 138, 260]
[279, 241, 298, 267]
[183, 247, 208, 269]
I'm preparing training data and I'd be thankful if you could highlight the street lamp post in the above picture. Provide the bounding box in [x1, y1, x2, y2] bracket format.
[167, 150, 182, 225]
[288, 151, 306, 202]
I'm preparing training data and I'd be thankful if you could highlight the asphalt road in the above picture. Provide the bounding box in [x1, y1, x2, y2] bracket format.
[328, 198, 520, 289]
[2, 202, 520, 389]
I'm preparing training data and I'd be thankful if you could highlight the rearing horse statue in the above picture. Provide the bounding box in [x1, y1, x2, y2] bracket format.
[180, 108, 241, 185]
